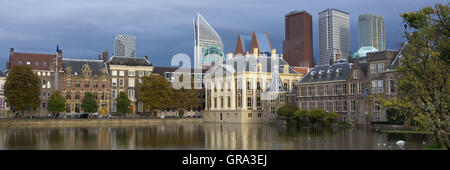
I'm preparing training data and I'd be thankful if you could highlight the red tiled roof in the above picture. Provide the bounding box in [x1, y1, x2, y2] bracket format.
[293, 67, 310, 75]
[9, 52, 57, 71]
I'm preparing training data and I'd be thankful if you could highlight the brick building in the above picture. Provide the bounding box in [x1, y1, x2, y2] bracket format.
[283, 10, 313, 68]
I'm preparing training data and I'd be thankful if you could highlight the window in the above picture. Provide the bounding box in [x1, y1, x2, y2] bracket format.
[112, 89, 116, 99]
[18, 61, 22, 65]
[220, 97, 224, 108]
[279, 94, 285, 103]
[119, 71, 125, 76]
[128, 89, 135, 99]
[372, 81, 377, 92]
[111, 102, 116, 112]
[370, 64, 377, 73]
[75, 104, 80, 112]
[93, 92, 98, 99]
[378, 63, 384, 72]
[343, 101, 348, 111]
[35, 61, 39, 66]
[390, 80, 395, 93]
[258, 113, 262, 117]
[271, 106, 275, 115]
[377, 80, 383, 93]
[214, 97, 217, 108]
[43, 62, 47, 66]
[284, 82, 289, 92]
[227, 97, 231, 108]
[26, 61, 30, 65]
[333, 101, 338, 112]
[112, 78, 117, 86]
[350, 82, 355, 94]
[66, 92, 71, 100]
[75, 92, 80, 100]
[334, 84, 338, 95]
[256, 82, 261, 91]
[66, 103, 71, 113]
[119, 78, 124, 87]
[247, 81, 252, 90]
[353, 70, 359, 79]
[256, 96, 261, 108]
[139, 71, 144, 77]
[42, 80, 47, 88]
[102, 92, 105, 100]
[248, 113, 252, 118]
[94, 82, 99, 88]
[76, 81, 80, 87]
[102, 82, 106, 88]
[351, 100, 356, 111]
[112, 70, 117, 76]
[37, 72, 41, 76]
[247, 96, 252, 108]
[342, 83, 347, 95]
[129, 71, 135, 76]
[375, 100, 381, 112]
[146, 72, 151, 76]
[358, 82, 363, 94]
[66, 80, 71, 87]
[84, 81, 89, 88]
[129, 78, 135, 87]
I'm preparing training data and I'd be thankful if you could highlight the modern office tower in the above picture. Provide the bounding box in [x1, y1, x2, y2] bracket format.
[283, 10, 313, 67]
[358, 14, 385, 51]
[194, 13, 224, 69]
[318, 9, 350, 66]
[114, 34, 136, 58]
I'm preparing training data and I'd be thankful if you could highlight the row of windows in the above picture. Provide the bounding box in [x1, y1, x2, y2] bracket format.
[66, 80, 106, 88]
[65, 91, 107, 100]
[112, 78, 136, 87]
[111, 89, 135, 99]
[371, 79, 395, 93]
[299, 82, 362, 97]
[18, 61, 48, 67]
[370, 63, 385, 73]
[299, 100, 382, 112]
[111, 70, 151, 77]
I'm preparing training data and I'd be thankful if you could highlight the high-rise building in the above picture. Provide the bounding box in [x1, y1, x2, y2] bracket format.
[194, 13, 224, 69]
[358, 14, 385, 51]
[283, 10, 313, 67]
[114, 35, 136, 58]
[318, 9, 350, 66]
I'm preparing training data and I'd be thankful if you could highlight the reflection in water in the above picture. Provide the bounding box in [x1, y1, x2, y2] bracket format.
[0, 123, 433, 150]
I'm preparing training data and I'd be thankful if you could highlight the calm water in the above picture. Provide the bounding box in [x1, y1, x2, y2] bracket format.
[0, 123, 433, 150]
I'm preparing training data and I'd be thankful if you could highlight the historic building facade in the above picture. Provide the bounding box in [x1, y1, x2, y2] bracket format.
[203, 49, 302, 123]
[106, 55, 153, 115]
[61, 58, 110, 114]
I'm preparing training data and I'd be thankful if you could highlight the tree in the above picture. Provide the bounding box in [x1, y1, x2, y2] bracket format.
[325, 112, 340, 123]
[81, 92, 98, 113]
[171, 74, 201, 117]
[48, 91, 66, 113]
[116, 91, 131, 117]
[294, 109, 309, 122]
[4, 65, 40, 117]
[382, 3, 449, 149]
[139, 75, 173, 115]
[386, 108, 405, 124]
[308, 108, 327, 123]
[277, 104, 299, 118]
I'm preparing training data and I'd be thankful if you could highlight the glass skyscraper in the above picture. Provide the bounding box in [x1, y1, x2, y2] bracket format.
[194, 13, 224, 69]
[114, 34, 136, 58]
[358, 14, 385, 51]
[318, 9, 350, 66]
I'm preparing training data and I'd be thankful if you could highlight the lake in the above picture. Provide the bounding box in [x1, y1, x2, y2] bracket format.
[0, 122, 433, 150]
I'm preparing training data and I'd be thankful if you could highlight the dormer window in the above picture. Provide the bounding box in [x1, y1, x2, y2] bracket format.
[284, 65, 289, 74]
[336, 68, 342, 77]
[318, 70, 324, 79]
[327, 69, 333, 78]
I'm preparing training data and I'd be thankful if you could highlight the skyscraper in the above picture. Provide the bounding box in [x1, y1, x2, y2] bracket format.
[318, 9, 350, 66]
[283, 10, 313, 68]
[114, 34, 136, 58]
[194, 13, 224, 69]
[358, 14, 385, 51]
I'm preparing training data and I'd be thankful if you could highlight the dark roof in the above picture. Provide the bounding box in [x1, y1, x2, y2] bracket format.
[62, 59, 107, 76]
[214, 55, 298, 74]
[299, 61, 353, 84]
[106, 56, 152, 66]
[0, 70, 6, 77]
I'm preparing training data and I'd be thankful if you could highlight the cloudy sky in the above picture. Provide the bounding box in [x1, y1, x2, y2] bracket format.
[0, 0, 446, 70]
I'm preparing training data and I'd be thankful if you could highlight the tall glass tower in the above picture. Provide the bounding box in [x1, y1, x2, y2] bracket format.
[194, 13, 224, 69]
[358, 14, 385, 51]
[114, 34, 136, 58]
[318, 9, 350, 66]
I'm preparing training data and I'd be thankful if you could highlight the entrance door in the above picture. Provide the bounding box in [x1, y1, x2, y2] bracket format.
[129, 105, 134, 114]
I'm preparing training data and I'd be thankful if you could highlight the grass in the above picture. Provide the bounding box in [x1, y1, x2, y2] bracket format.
[423, 144, 447, 150]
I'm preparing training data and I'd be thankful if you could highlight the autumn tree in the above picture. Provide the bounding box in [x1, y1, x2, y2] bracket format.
[48, 91, 66, 113]
[4, 65, 40, 117]
[382, 3, 449, 149]
[81, 92, 98, 113]
[139, 75, 173, 115]
[116, 91, 131, 117]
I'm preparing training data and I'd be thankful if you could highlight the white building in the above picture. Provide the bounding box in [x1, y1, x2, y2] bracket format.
[358, 14, 385, 51]
[319, 9, 350, 66]
[114, 35, 136, 58]
[194, 13, 224, 69]
[203, 49, 302, 123]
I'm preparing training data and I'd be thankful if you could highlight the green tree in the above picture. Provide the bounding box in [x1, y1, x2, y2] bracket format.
[381, 3, 449, 149]
[308, 108, 327, 123]
[116, 91, 131, 117]
[277, 104, 299, 118]
[48, 91, 66, 113]
[294, 109, 309, 122]
[139, 75, 173, 115]
[4, 65, 40, 117]
[81, 92, 98, 113]
[325, 112, 340, 123]
[172, 88, 201, 117]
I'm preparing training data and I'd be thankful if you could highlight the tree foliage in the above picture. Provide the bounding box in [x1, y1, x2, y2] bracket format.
[381, 3, 449, 149]
[81, 92, 98, 113]
[48, 91, 66, 113]
[139, 75, 173, 112]
[116, 91, 131, 115]
[277, 104, 299, 118]
[4, 65, 41, 114]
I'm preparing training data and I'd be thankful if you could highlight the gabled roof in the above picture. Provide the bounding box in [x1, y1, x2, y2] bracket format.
[106, 56, 152, 66]
[252, 32, 272, 54]
[62, 58, 107, 76]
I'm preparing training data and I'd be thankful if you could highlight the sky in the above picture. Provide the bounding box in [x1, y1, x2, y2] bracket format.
[0, 0, 446, 70]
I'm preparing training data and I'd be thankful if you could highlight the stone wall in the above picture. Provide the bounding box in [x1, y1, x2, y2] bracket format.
[0, 118, 203, 126]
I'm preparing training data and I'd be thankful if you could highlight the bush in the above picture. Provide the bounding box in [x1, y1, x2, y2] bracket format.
[277, 104, 299, 118]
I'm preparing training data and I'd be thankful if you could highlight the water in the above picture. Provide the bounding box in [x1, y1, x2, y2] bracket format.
[0, 123, 433, 150]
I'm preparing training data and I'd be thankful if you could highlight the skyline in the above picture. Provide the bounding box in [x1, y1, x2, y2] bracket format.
[0, 0, 446, 70]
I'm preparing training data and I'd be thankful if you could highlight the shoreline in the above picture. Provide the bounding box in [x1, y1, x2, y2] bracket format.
[0, 118, 204, 127]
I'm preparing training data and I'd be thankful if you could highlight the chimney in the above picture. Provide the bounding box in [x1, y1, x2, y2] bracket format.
[144, 56, 148, 60]
[9, 48, 14, 55]
[227, 53, 233, 59]
[271, 49, 277, 59]
[98, 54, 102, 60]
[102, 51, 109, 62]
